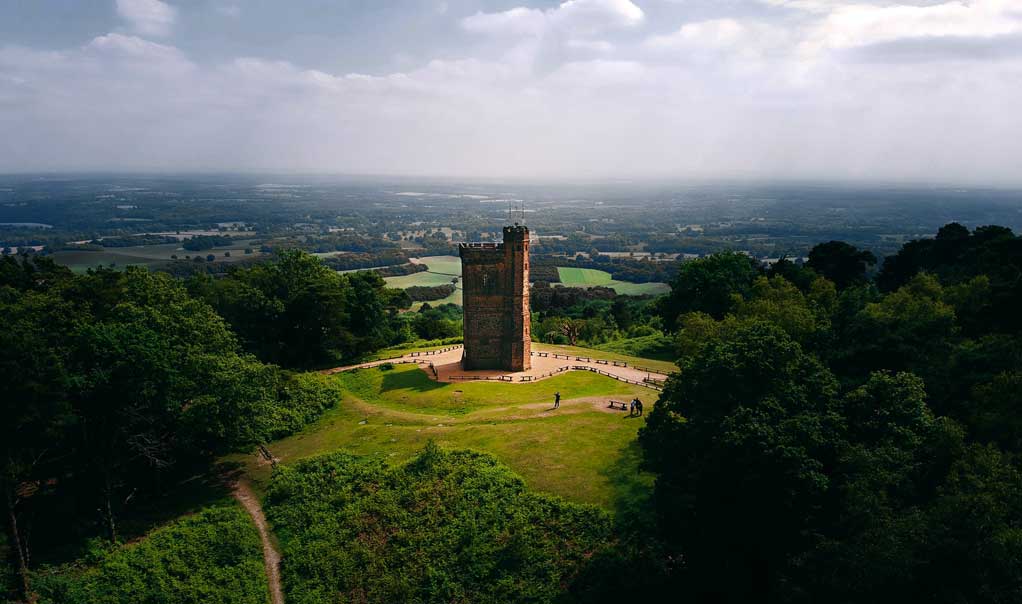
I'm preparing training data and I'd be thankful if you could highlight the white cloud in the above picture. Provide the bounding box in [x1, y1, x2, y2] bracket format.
[461, 0, 643, 37]
[461, 7, 547, 36]
[642, 18, 796, 69]
[116, 0, 177, 37]
[646, 19, 749, 50]
[809, 0, 1022, 51]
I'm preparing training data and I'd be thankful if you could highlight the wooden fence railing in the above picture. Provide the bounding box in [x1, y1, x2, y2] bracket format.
[408, 345, 463, 357]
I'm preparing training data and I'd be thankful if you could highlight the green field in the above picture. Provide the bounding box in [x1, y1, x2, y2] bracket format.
[236, 364, 656, 510]
[384, 255, 463, 308]
[381, 258, 670, 308]
[556, 267, 671, 296]
[50, 240, 263, 273]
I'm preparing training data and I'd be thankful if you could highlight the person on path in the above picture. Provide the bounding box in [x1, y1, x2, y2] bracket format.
[554, 391, 561, 409]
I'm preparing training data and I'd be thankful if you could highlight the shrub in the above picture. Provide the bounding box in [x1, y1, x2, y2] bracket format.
[265, 446, 614, 604]
[33, 504, 268, 604]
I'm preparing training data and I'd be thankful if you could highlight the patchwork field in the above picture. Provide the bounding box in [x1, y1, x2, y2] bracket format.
[556, 267, 671, 296]
[50, 240, 263, 272]
[236, 363, 657, 511]
[384, 255, 463, 308]
[381, 257, 669, 309]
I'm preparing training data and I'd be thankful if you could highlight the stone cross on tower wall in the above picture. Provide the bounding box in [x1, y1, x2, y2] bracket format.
[458, 225, 532, 371]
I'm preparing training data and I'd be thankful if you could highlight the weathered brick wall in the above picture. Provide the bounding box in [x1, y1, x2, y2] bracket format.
[459, 226, 531, 371]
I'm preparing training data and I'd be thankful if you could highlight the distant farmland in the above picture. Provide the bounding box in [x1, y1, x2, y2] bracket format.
[556, 267, 670, 296]
[48, 240, 262, 273]
[384, 255, 463, 308]
[383, 258, 669, 308]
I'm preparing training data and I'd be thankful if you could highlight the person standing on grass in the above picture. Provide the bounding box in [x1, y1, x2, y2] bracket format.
[636, 399, 644, 416]
[554, 391, 561, 409]
[630, 398, 636, 416]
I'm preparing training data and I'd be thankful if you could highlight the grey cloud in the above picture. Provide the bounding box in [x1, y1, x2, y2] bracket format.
[843, 33, 1022, 63]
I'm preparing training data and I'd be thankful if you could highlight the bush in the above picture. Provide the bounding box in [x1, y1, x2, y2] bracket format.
[265, 446, 614, 604]
[273, 371, 344, 437]
[33, 504, 268, 604]
[183, 364, 342, 451]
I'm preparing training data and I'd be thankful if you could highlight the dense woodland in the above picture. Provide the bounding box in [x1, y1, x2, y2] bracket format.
[3, 221, 1022, 603]
[0, 250, 409, 602]
[638, 223, 1022, 602]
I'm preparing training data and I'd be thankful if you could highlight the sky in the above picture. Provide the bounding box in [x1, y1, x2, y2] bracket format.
[1, 0, 1021, 183]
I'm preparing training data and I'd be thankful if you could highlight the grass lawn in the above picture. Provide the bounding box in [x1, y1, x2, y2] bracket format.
[337, 364, 644, 415]
[533, 342, 679, 374]
[594, 334, 677, 364]
[235, 364, 656, 511]
[556, 267, 670, 296]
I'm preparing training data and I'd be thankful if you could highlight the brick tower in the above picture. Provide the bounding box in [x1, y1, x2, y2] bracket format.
[459, 225, 532, 371]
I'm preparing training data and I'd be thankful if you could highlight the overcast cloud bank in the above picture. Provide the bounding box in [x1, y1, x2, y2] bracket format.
[1, 0, 1021, 183]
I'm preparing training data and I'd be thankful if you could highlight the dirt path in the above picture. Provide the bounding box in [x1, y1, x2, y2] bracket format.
[233, 480, 284, 604]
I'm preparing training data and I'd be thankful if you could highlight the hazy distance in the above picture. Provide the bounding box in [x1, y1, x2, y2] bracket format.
[2, 0, 1021, 185]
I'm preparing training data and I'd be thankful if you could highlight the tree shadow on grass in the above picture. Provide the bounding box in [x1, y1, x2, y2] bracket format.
[575, 437, 673, 603]
[379, 365, 449, 394]
[599, 437, 656, 521]
[27, 460, 240, 568]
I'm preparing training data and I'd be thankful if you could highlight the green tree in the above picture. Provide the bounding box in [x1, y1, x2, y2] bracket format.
[657, 251, 760, 328]
[640, 321, 841, 600]
[840, 273, 957, 384]
[807, 240, 877, 290]
[67, 268, 242, 541]
[766, 256, 818, 291]
[0, 287, 74, 602]
[733, 275, 830, 348]
[191, 250, 398, 368]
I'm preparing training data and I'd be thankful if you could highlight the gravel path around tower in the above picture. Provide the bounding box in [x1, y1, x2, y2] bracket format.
[324, 347, 669, 389]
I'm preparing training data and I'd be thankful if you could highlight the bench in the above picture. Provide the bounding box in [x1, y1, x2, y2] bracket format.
[608, 400, 629, 411]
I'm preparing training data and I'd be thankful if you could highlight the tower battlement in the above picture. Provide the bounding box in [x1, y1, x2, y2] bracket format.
[458, 225, 531, 371]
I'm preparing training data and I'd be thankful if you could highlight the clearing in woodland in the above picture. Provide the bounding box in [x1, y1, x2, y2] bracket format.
[233, 359, 662, 512]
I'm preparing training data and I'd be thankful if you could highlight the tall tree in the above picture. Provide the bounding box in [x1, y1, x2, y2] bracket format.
[640, 321, 842, 600]
[807, 240, 877, 290]
[657, 251, 760, 329]
[0, 287, 74, 603]
[191, 249, 398, 368]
